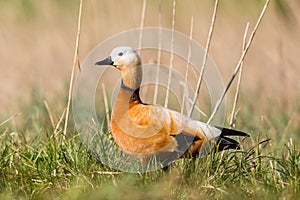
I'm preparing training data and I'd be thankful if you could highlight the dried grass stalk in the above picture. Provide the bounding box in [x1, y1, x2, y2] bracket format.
[63, 0, 83, 138]
[207, 0, 270, 124]
[164, 0, 176, 108]
[188, 0, 219, 117]
[229, 22, 249, 128]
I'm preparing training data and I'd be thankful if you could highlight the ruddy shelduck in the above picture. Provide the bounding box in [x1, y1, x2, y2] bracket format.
[95, 46, 249, 165]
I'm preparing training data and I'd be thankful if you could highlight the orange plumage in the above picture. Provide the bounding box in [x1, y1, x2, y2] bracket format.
[95, 46, 249, 165]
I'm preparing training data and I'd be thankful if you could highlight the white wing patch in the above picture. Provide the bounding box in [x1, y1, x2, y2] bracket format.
[166, 108, 221, 140]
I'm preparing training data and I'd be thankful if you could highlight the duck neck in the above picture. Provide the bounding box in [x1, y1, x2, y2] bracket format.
[117, 66, 143, 107]
[112, 81, 142, 117]
[120, 66, 142, 90]
[120, 83, 142, 104]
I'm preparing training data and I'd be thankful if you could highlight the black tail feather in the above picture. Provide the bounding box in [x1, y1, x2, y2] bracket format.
[217, 127, 250, 137]
[216, 136, 240, 150]
[215, 127, 249, 151]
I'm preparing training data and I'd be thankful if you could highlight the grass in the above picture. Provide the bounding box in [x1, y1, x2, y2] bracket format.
[0, 95, 299, 199]
[1, 0, 300, 199]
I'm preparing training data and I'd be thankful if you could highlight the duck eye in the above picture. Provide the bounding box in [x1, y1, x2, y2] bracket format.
[118, 52, 123, 56]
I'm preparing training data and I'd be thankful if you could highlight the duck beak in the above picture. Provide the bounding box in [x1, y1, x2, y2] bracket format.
[95, 56, 114, 66]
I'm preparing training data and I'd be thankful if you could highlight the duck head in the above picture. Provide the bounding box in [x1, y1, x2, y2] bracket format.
[95, 46, 142, 90]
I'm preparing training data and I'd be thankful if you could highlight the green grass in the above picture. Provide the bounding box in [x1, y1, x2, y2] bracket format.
[0, 96, 300, 200]
[0, 0, 299, 199]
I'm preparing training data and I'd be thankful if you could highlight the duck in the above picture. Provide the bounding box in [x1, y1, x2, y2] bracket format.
[95, 46, 249, 166]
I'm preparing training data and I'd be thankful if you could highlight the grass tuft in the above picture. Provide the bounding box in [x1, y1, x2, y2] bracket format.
[0, 105, 299, 199]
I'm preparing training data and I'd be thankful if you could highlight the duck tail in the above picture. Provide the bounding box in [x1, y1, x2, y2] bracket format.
[215, 127, 249, 150]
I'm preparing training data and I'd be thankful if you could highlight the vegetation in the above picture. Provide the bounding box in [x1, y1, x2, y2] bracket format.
[0, 99, 300, 199]
[0, 0, 299, 199]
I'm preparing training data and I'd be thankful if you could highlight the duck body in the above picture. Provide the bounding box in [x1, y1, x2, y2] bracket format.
[95, 46, 249, 163]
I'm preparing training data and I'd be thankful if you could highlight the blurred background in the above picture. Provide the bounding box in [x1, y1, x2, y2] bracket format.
[0, 0, 299, 142]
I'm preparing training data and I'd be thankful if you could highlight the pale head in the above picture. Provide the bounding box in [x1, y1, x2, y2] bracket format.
[95, 46, 141, 70]
[95, 46, 142, 89]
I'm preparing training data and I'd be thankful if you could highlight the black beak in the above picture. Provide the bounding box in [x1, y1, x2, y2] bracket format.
[95, 56, 114, 66]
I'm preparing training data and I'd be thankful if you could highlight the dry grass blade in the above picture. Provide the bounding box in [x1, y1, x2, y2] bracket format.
[229, 22, 249, 128]
[153, 0, 162, 105]
[52, 108, 66, 163]
[101, 83, 110, 129]
[63, 0, 83, 138]
[181, 16, 194, 115]
[138, 0, 147, 54]
[81, 174, 94, 189]
[93, 171, 123, 175]
[188, 0, 219, 117]
[164, 0, 176, 108]
[43, 100, 55, 129]
[207, 0, 270, 124]
[0, 113, 22, 127]
[188, 98, 207, 117]
[54, 108, 66, 138]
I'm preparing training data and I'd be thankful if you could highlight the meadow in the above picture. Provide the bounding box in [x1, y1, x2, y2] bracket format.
[0, 0, 300, 199]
